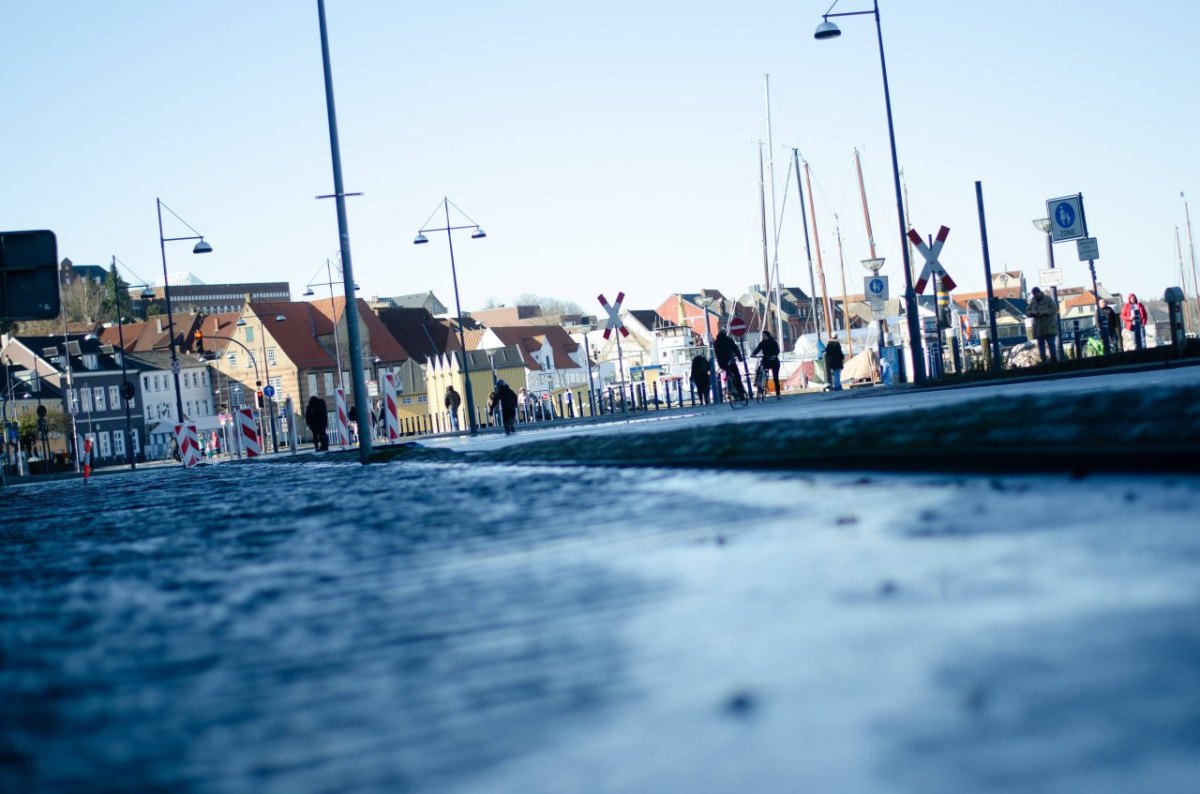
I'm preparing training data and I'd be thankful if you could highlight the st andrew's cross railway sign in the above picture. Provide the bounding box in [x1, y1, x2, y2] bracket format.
[907, 225, 957, 294]
[597, 292, 629, 340]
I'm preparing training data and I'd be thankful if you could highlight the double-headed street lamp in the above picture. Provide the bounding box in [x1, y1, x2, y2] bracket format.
[156, 198, 213, 432]
[414, 197, 487, 434]
[302, 257, 360, 389]
[815, 0, 926, 384]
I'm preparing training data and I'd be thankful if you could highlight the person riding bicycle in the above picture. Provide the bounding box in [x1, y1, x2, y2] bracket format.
[714, 329, 746, 400]
[751, 329, 781, 399]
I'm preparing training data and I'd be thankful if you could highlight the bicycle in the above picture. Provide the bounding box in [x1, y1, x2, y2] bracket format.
[722, 361, 750, 408]
[752, 356, 768, 403]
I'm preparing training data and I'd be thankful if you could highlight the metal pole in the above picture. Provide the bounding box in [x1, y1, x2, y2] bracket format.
[110, 258, 136, 470]
[583, 335, 596, 416]
[1045, 229, 1064, 358]
[1079, 194, 1109, 355]
[443, 198, 479, 434]
[156, 198, 187, 430]
[872, 0, 925, 383]
[793, 149, 820, 341]
[974, 181, 1001, 370]
[316, 0, 372, 463]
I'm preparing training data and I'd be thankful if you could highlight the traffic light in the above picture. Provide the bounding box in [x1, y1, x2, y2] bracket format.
[195, 331, 204, 353]
[255, 390, 264, 410]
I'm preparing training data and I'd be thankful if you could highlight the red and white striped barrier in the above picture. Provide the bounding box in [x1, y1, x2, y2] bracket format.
[334, 386, 351, 446]
[173, 422, 201, 468]
[383, 373, 400, 440]
[81, 436, 92, 480]
[237, 408, 261, 458]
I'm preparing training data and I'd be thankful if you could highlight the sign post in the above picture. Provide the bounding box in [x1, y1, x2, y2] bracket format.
[1048, 193, 1107, 353]
[598, 292, 629, 417]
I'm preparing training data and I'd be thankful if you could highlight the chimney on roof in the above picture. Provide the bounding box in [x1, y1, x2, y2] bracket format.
[156, 317, 164, 334]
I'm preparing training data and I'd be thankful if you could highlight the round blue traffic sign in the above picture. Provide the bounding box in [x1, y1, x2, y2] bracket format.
[262, 385, 276, 398]
[1053, 202, 1076, 229]
[868, 277, 885, 295]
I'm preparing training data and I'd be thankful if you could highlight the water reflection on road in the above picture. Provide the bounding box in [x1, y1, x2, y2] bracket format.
[2, 462, 1198, 792]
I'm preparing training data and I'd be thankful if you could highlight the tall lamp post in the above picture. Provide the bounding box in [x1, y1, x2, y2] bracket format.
[414, 197, 487, 435]
[1032, 218, 1065, 357]
[109, 257, 155, 469]
[815, 0, 926, 384]
[156, 198, 213, 432]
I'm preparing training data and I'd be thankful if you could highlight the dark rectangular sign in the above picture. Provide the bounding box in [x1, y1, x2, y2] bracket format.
[0, 229, 60, 320]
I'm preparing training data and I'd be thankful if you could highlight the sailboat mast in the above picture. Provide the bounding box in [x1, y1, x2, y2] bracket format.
[758, 142, 772, 326]
[804, 159, 835, 338]
[835, 215, 854, 357]
[854, 149, 877, 259]
[1184, 192, 1200, 331]
[764, 75, 783, 344]
[1176, 226, 1194, 333]
[793, 148, 820, 342]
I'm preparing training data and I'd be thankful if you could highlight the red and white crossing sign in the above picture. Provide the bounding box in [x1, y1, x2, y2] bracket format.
[728, 316, 747, 337]
[907, 225, 957, 294]
[597, 292, 629, 340]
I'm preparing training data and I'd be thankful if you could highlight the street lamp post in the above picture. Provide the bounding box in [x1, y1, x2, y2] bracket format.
[303, 257, 360, 388]
[156, 198, 212, 434]
[414, 197, 487, 434]
[816, 0, 926, 384]
[109, 257, 155, 470]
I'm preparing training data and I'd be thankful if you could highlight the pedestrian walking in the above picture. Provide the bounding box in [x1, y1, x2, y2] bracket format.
[306, 395, 330, 451]
[495, 380, 518, 435]
[1027, 286, 1060, 362]
[1121, 293, 1148, 350]
[565, 389, 574, 418]
[444, 384, 462, 431]
[824, 337, 845, 391]
[690, 354, 711, 404]
[751, 329, 782, 399]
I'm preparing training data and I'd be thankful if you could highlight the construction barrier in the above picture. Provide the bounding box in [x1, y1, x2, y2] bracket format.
[383, 374, 400, 440]
[237, 408, 261, 458]
[82, 436, 92, 480]
[173, 423, 201, 468]
[334, 386, 351, 446]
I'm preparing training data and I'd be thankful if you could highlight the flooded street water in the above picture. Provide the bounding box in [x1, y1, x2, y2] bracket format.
[3, 460, 1199, 792]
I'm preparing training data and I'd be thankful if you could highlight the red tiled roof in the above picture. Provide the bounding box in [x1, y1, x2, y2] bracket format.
[1064, 291, 1098, 310]
[247, 300, 338, 369]
[486, 325, 581, 370]
[308, 297, 409, 362]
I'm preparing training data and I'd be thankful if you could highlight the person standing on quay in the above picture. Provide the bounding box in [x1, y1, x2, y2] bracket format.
[495, 380, 518, 435]
[306, 395, 329, 451]
[1028, 287, 1060, 363]
[444, 384, 462, 432]
[690, 353, 711, 404]
[1098, 298, 1121, 352]
[1121, 293, 1149, 350]
[824, 337, 845, 391]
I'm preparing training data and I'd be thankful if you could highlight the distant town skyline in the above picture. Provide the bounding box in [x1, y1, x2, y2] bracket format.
[3, 1, 1197, 316]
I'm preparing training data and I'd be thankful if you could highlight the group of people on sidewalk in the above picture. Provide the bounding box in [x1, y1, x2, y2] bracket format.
[1030, 287, 1151, 363]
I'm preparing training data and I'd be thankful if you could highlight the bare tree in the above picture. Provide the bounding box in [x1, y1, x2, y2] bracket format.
[513, 293, 583, 317]
[61, 279, 107, 325]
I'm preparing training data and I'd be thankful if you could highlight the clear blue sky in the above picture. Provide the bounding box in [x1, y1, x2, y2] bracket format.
[3, 1, 1197, 316]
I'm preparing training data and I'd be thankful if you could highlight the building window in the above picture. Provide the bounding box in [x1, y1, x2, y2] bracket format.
[99, 431, 111, 458]
[132, 429, 140, 453]
[81, 389, 92, 412]
[94, 387, 107, 412]
[113, 431, 126, 456]
[109, 385, 120, 407]
[307, 373, 318, 396]
[244, 326, 255, 343]
[227, 352, 237, 366]
[402, 397, 413, 405]
[267, 347, 277, 366]
[324, 372, 334, 395]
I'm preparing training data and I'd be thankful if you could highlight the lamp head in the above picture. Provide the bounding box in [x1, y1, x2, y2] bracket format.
[303, 287, 315, 297]
[814, 19, 841, 40]
[413, 233, 429, 245]
[275, 314, 286, 322]
[861, 257, 886, 273]
[471, 227, 487, 239]
[1032, 218, 1051, 233]
[192, 240, 213, 254]
[236, 318, 247, 327]
[141, 288, 156, 299]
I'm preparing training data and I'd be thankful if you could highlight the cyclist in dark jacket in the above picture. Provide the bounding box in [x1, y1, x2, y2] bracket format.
[713, 330, 745, 400]
[751, 330, 782, 399]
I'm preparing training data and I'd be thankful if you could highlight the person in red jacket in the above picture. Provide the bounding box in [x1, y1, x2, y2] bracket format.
[1121, 294, 1149, 349]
